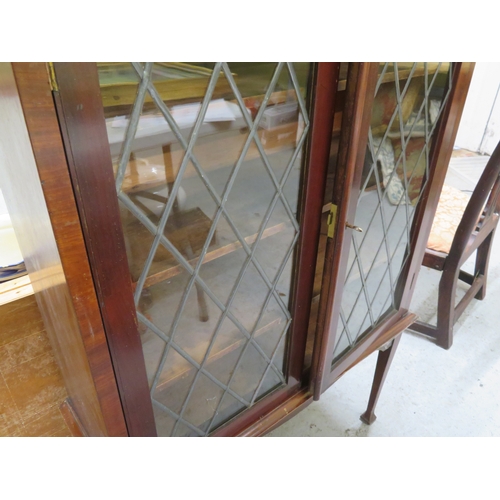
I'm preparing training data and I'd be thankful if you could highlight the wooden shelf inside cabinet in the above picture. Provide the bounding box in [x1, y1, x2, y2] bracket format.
[0, 275, 33, 307]
[98, 62, 235, 113]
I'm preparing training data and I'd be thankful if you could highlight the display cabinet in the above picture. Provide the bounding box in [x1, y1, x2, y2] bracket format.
[3, 61, 473, 436]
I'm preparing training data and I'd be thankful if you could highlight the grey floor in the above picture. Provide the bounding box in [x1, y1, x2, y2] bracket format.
[268, 154, 500, 437]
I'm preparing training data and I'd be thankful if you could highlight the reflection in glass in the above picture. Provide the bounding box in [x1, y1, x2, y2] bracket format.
[97, 62, 312, 436]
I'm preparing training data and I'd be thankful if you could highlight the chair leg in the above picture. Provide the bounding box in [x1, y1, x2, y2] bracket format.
[474, 230, 495, 300]
[408, 267, 458, 350]
[360, 333, 402, 425]
[433, 266, 460, 350]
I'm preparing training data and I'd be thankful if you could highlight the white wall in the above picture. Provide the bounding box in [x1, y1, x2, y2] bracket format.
[455, 62, 500, 155]
[0, 189, 8, 216]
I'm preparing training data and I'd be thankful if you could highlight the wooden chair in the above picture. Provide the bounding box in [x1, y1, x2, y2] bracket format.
[409, 141, 500, 349]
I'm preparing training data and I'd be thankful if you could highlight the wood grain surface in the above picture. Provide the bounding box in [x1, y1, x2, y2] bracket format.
[52, 62, 157, 436]
[6, 62, 128, 436]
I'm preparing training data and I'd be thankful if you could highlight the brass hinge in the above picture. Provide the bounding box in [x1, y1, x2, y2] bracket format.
[47, 62, 59, 92]
[327, 204, 338, 239]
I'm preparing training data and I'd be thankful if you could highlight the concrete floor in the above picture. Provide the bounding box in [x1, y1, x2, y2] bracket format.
[269, 154, 500, 437]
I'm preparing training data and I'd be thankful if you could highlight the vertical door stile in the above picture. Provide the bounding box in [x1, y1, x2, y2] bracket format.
[311, 63, 379, 398]
[286, 62, 340, 386]
[53, 63, 157, 437]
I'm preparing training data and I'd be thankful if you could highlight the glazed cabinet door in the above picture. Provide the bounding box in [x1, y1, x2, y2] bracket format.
[52, 62, 338, 436]
[312, 62, 474, 397]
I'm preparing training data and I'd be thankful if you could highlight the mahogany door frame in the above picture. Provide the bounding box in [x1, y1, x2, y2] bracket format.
[50, 62, 340, 437]
[53, 63, 157, 437]
[311, 62, 475, 398]
[310, 62, 379, 398]
[286, 62, 340, 385]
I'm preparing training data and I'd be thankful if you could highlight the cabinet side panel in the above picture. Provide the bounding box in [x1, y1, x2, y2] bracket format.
[0, 62, 119, 436]
[11, 62, 128, 437]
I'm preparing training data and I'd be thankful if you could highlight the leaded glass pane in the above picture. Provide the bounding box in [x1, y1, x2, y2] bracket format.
[97, 62, 312, 436]
[331, 63, 453, 365]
